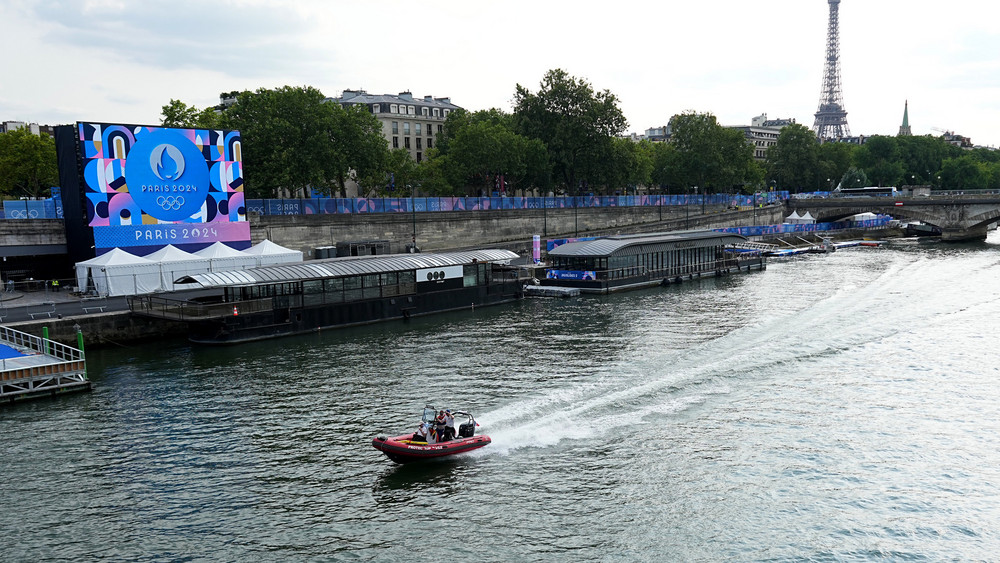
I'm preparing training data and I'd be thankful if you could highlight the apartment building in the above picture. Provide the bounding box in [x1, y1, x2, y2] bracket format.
[329, 89, 461, 163]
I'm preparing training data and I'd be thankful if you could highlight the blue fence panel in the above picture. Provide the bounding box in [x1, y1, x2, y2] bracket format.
[0, 191, 803, 220]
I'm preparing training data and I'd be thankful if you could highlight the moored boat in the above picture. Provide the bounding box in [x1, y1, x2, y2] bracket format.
[372, 406, 491, 464]
[127, 249, 523, 344]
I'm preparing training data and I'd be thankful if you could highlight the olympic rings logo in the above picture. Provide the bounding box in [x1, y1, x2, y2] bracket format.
[156, 196, 185, 210]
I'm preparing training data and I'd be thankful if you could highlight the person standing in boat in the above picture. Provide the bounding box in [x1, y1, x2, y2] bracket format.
[435, 410, 448, 442]
[444, 409, 457, 441]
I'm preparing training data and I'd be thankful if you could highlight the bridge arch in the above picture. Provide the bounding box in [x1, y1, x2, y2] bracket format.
[787, 194, 1000, 241]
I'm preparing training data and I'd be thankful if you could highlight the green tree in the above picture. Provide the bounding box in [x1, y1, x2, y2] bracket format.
[160, 99, 221, 129]
[669, 112, 756, 193]
[369, 148, 419, 197]
[416, 148, 455, 195]
[429, 108, 549, 195]
[219, 86, 389, 198]
[985, 162, 1000, 190]
[839, 166, 869, 189]
[765, 123, 820, 192]
[939, 155, 988, 189]
[650, 142, 683, 193]
[895, 135, 951, 186]
[333, 104, 390, 197]
[0, 129, 59, 198]
[817, 141, 856, 190]
[854, 135, 903, 187]
[513, 69, 627, 192]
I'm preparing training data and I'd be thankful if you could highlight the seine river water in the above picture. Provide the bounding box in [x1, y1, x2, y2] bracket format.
[4, 233, 1000, 561]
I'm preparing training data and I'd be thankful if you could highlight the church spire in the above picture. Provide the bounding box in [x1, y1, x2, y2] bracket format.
[898, 100, 912, 136]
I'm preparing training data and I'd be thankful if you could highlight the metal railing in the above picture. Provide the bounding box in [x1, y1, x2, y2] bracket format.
[0, 325, 84, 365]
[245, 192, 791, 216]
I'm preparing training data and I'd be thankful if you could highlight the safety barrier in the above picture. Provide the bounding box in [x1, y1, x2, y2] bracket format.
[244, 192, 790, 216]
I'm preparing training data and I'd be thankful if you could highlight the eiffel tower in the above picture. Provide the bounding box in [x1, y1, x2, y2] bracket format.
[813, 0, 851, 139]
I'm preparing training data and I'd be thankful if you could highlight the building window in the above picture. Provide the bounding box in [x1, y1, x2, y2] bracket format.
[372, 104, 380, 113]
[391, 121, 398, 134]
[443, 109, 449, 117]
[437, 124, 443, 133]
[416, 138, 422, 149]
[421, 107, 429, 116]
[390, 104, 398, 114]
[408, 106, 415, 115]
[433, 108, 440, 117]
[416, 152, 422, 162]
[404, 137, 411, 149]
[427, 138, 433, 148]
[392, 136, 399, 148]
[415, 123, 422, 135]
[403, 122, 410, 135]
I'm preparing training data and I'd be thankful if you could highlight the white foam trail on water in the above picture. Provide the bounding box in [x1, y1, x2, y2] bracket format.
[473, 250, 1000, 457]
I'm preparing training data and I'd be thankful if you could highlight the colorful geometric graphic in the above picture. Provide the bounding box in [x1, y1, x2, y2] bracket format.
[77, 123, 249, 254]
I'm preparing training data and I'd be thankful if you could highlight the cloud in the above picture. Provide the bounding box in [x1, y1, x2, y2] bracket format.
[27, 0, 323, 78]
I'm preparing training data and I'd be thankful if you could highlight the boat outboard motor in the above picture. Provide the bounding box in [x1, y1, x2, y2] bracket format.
[458, 421, 475, 438]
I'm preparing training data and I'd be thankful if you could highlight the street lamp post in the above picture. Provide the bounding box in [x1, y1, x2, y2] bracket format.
[410, 184, 417, 252]
[686, 187, 692, 229]
[574, 181, 585, 237]
[542, 194, 547, 237]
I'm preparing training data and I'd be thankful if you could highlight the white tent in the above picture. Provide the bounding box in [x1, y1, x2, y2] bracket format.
[785, 210, 802, 224]
[144, 245, 211, 291]
[75, 248, 161, 296]
[244, 239, 304, 266]
[799, 211, 816, 224]
[194, 241, 257, 272]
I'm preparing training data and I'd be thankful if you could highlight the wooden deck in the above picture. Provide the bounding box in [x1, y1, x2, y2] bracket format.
[0, 326, 90, 403]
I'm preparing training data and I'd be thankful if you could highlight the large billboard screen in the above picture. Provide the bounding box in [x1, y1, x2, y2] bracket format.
[76, 122, 249, 255]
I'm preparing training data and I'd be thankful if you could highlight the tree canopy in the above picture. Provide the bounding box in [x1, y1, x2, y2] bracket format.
[161, 86, 392, 198]
[419, 108, 549, 196]
[513, 69, 627, 192]
[668, 112, 759, 194]
[0, 128, 58, 198]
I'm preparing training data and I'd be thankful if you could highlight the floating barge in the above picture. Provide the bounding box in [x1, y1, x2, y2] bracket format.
[129, 249, 523, 345]
[0, 326, 89, 404]
[765, 238, 887, 257]
[541, 230, 766, 294]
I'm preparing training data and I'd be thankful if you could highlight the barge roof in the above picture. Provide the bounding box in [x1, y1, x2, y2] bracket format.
[175, 249, 519, 288]
[548, 231, 748, 258]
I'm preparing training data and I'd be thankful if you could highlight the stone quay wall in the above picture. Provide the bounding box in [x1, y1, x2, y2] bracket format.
[249, 205, 786, 256]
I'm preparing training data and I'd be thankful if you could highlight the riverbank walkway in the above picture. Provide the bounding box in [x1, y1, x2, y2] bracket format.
[0, 289, 129, 324]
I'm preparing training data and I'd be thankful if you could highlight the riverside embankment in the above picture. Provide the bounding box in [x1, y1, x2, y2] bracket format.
[0, 204, 818, 348]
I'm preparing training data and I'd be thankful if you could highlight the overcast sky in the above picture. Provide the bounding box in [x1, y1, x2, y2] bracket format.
[2, 0, 998, 147]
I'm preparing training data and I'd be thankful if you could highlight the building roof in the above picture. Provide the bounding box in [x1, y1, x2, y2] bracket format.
[175, 249, 518, 288]
[548, 231, 748, 258]
[330, 89, 460, 110]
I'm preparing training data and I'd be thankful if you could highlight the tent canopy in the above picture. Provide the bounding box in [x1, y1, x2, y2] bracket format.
[75, 248, 161, 296]
[194, 241, 257, 272]
[144, 245, 212, 291]
[244, 239, 304, 266]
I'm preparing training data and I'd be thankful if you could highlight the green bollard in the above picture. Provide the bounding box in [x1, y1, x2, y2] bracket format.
[42, 326, 50, 355]
[75, 324, 87, 380]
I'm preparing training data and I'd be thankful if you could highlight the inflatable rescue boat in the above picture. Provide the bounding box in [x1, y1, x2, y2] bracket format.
[372, 406, 491, 464]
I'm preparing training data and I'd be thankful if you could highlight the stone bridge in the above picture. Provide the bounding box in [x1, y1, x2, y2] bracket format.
[787, 194, 1000, 241]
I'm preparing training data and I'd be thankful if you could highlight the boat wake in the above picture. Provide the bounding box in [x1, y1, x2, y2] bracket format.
[474, 250, 1000, 457]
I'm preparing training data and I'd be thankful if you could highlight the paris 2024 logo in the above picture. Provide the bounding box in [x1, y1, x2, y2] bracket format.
[124, 129, 209, 221]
